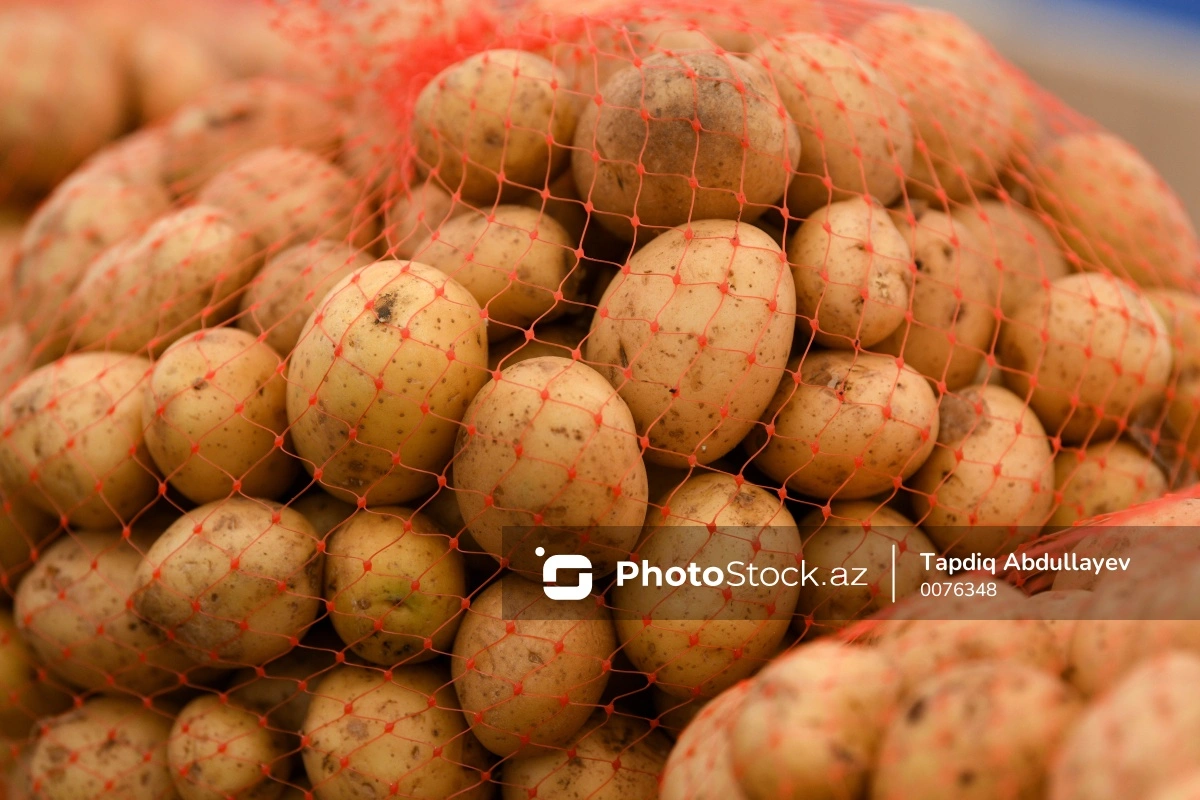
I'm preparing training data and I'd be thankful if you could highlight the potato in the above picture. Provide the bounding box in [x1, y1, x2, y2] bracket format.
[520, 170, 589, 245]
[144, 328, 296, 504]
[586, 220, 794, 466]
[660, 681, 751, 800]
[731, 643, 901, 800]
[0, 352, 157, 528]
[873, 662, 1081, 800]
[909, 384, 1055, 557]
[1152, 290, 1200, 455]
[613, 474, 801, 699]
[302, 664, 492, 799]
[573, 51, 798, 239]
[873, 206, 999, 390]
[384, 178, 466, 259]
[287, 492, 355, 538]
[77, 128, 170, 190]
[652, 689, 705, 738]
[413, 205, 580, 341]
[1033, 132, 1200, 289]
[952, 199, 1070, 320]
[130, 24, 231, 123]
[499, 711, 670, 800]
[1151, 774, 1200, 800]
[453, 357, 647, 573]
[487, 320, 589, 371]
[169, 695, 291, 800]
[0, 485, 59, 593]
[414, 49, 577, 203]
[451, 574, 615, 756]
[228, 643, 338, 735]
[0, 609, 71, 739]
[1024, 589, 1091, 664]
[1048, 439, 1167, 529]
[135, 498, 322, 666]
[28, 697, 175, 800]
[0, 324, 30, 396]
[753, 33, 912, 217]
[197, 147, 378, 254]
[744, 351, 938, 499]
[788, 198, 912, 348]
[71, 206, 260, 357]
[286, 260, 489, 504]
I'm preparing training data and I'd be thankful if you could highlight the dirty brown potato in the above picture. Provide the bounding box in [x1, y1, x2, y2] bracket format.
[1047, 440, 1168, 529]
[168, 694, 292, 800]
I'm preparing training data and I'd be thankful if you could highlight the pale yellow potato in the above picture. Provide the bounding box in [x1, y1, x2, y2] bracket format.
[286, 260, 489, 505]
[487, 320, 589, 371]
[999, 272, 1173, 443]
[744, 351, 938, 500]
[325, 507, 465, 665]
[287, 492, 355, 538]
[134, 498, 322, 666]
[71, 205, 260, 357]
[228, 643, 339, 734]
[451, 574, 615, 756]
[788, 198, 912, 348]
[414, 49, 578, 203]
[413, 205, 580, 341]
[873, 663, 1081, 800]
[587, 220, 795, 466]
[659, 681, 752, 800]
[130, 24, 231, 123]
[169, 695, 291, 800]
[28, 698, 175, 800]
[573, 51, 798, 239]
[1034, 131, 1200, 289]
[0, 609, 71, 739]
[0, 352, 157, 528]
[453, 357, 648, 574]
[909, 384, 1055, 556]
[1048, 439, 1167, 529]
[384, 178, 466, 260]
[302, 664, 492, 799]
[754, 33, 912, 217]
[0, 485, 59, 593]
[613, 474, 801, 699]
[0, 324, 29, 398]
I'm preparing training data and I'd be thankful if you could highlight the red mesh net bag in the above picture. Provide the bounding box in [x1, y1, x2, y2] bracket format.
[1, 0, 1200, 797]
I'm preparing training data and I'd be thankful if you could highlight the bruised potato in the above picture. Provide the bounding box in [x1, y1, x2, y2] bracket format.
[1048, 439, 1167, 529]
[169, 695, 292, 800]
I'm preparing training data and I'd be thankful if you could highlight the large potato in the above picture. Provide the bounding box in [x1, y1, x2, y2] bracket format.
[753, 33, 913, 217]
[0, 609, 71, 739]
[999, 272, 1173, 443]
[0, 485, 59, 593]
[1048, 439, 1167, 529]
[788, 198, 912, 348]
[414, 49, 577, 203]
[744, 351, 938, 500]
[660, 681, 752, 800]
[613, 474, 801, 699]
[168, 695, 292, 800]
[286, 260, 489, 504]
[134, 498, 322, 666]
[572, 52, 799, 239]
[302, 664, 492, 799]
[586, 220, 794, 466]
[451, 574, 615, 756]
[0, 352, 157, 528]
[909, 384, 1055, 557]
[71, 206, 260, 357]
[144, 328, 296, 504]
[130, 24, 231, 124]
[384, 178, 466, 259]
[453, 357, 648, 574]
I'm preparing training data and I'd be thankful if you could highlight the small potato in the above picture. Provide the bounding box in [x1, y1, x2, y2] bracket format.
[909, 384, 1055, 557]
[130, 24, 231, 123]
[788, 198, 912, 348]
[286, 260, 489, 505]
[414, 49, 578, 203]
[587, 220, 795, 466]
[873, 663, 1081, 800]
[487, 320, 589, 371]
[287, 492, 355, 538]
[0, 485, 59, 593]
[1048, 439, 1167, 529]
[384, 178, 466, 259]
[744, 351, 939, 500]
[451, 574, 615, 756]
[135, 498, 323, 666]
[169, 695, 292, 800]
[28, 698, 175, 800]
[453, 357, 648, 574]
[302, 664, 492, 799]
[0, 609, 71, 739]
[753, 33, 913, 217]
[197, 147, 378, 254]
[71, 205, 260, 356]
[325, 507, 465, 664]
[572, 52, 799, 238]
[613, 474, 801, 699]
[0, 352, 157, 528]
[228, 642, 339, 734]
[660, 681, 752, 800]
[413, 205, 580, 341]
[499, 711, 670, 800]
[999, 272, 1173, 444]
[144, 328, 297, 504]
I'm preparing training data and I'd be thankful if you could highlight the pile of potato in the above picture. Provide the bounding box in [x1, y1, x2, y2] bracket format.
[0, 0, 1198, 797]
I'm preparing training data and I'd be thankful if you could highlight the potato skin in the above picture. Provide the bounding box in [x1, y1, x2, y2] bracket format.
[660, 681, 752, 800]
[384, 178, 465, 259]
[0, 485, 59, 593]
[168, 695, 291, 800]
[228, 643, 339, 735]
[130, 23, 230, 124]
[134, 498, 322, 666]
[0, 609, 71, 739]
[572, 52, 799, 239]
[744, 351, 938, 500]
[286, 260, 489, 505]
[451, 574, 615, 756]
[587, 220, 795, 466]
[0, 352, 157, 528]
[487, 321, 589, 372]
[1048, 440, 1167, 529]
[287, 492, 355, 538]
[453, 357, 648, 574]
